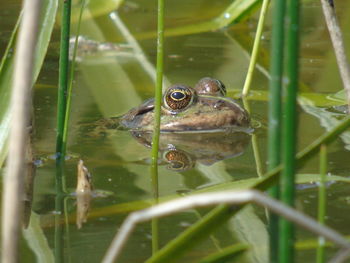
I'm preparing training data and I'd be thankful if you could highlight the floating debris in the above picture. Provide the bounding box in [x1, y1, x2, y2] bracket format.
[76, 160, 93, 229]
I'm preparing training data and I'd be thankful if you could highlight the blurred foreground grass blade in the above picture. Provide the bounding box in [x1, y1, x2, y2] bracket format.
[146, 115, 350, 263]
[137, 0, 261, 39]
[0, 0, 58, 167]
[2, 0, 42, 260]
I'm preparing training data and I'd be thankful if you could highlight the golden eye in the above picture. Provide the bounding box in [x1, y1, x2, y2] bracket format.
[163, 85, 195, 111]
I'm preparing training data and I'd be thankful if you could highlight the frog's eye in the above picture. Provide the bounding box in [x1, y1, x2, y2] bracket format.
[164, 85, 196, 111]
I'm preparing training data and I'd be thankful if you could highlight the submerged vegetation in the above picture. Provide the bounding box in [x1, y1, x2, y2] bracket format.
[1, 0, 350, 262]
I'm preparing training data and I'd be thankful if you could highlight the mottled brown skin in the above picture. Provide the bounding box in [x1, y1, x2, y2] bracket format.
[120, 78, 250, 132]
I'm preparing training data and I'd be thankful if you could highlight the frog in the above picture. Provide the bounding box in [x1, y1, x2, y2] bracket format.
[120, 77, 250, 132]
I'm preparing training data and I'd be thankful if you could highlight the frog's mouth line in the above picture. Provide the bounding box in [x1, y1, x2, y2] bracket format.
[134, 105, 154, 117]
[132, 126, 255, 134]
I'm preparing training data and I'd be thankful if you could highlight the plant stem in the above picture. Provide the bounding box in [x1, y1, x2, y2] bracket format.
[151, 153, 160, 253]
[150, 0, 165, 169]
[198, 244, 248, 263]
[150, 0, 165, 255]
[54, 163, 65, 262]
[242, 0, 270, 96]
[56, 0, 71, 157]
[316, 144, 327, 263]
[61, 0, 86, 155]
[1, 0, 42, 262]
[268, 0, 286, 260]
[242, 98, 264, 177]
[279, 0, 300, 261]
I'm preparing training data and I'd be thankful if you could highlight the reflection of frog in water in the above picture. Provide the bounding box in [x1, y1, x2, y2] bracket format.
[120, 77, 250, 132]
[131, 130, 250, 171]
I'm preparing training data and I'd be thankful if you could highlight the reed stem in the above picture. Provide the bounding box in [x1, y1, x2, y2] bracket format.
[279, 0, 300, 261]
[267, 0, 286, 261]
[242, 98, 264, 177]
[242, 0, 270, 96]
[56, 0, 71, 157]
[150, 0, 165, 169]
[61, 0, 86, 155]
[150, 0, 165, 255]
[316, 144, 327, 263]
[54, 163, 65, 262]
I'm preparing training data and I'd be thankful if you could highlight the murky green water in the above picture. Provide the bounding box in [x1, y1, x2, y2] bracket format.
[2, 0, 350, 262]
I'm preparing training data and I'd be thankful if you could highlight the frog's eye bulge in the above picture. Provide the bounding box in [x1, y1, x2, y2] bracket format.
[194, 77, 226, 96]
[163, 85, 196, 111]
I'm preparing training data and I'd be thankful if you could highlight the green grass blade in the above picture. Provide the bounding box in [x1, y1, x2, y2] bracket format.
[0, 0, 58, 167]
[198, 243, 248, 263]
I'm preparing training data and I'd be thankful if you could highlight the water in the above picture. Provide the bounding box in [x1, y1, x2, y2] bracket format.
[1, 0, 350, 262]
